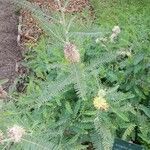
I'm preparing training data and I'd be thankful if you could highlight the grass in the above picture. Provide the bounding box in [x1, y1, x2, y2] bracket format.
[92, 0, 150, 26]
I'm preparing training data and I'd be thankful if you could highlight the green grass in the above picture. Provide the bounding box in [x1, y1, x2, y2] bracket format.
[92, 0, 150, 26]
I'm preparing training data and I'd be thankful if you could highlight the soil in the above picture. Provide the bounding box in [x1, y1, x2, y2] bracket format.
[0, 0, 22, 90]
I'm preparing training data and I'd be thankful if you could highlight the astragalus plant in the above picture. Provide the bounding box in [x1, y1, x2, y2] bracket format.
[0, 0, 140, 149]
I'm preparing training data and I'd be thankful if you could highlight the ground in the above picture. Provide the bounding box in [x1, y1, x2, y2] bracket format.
[0, 0, 22, 90]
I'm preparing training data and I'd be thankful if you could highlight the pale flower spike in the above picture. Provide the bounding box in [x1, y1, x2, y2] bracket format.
[64, 42, 80, 63]
[7, 125, 25, 143]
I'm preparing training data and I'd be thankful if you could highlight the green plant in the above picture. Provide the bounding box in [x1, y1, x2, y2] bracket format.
[90, 0, 150, 149]
[0, 0, 149, 149]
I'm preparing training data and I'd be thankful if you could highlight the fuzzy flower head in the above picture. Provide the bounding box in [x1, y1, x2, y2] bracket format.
[7, 125, 25, 143]
[93, 96, 109, 111]
[64, 42, 80, 63]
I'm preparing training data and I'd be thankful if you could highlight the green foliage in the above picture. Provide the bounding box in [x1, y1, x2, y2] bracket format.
[90, 0, 150, 149]
[0, 0, 149, 149]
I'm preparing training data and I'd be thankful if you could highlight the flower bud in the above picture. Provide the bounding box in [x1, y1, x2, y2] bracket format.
[112, 26, 121, 34]
[110, 26, 121, 42]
